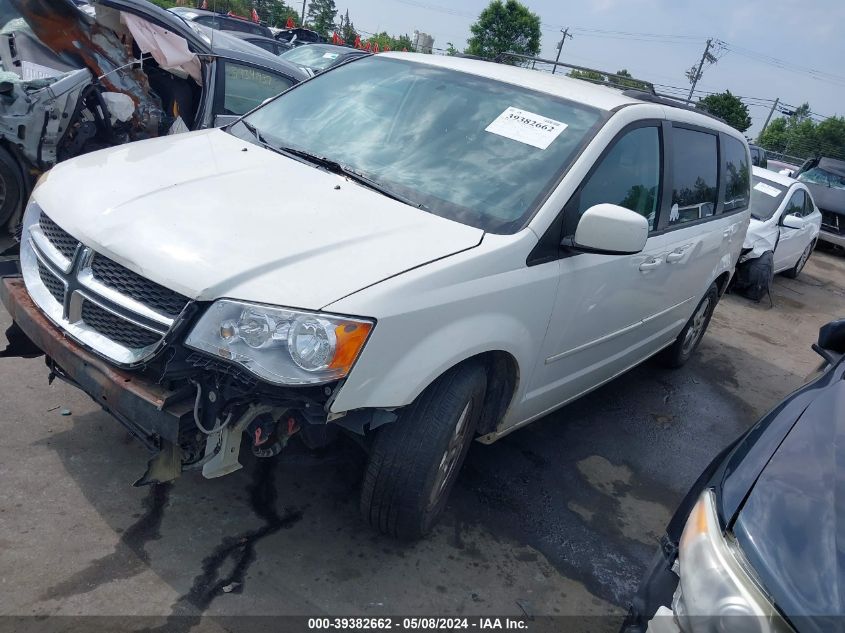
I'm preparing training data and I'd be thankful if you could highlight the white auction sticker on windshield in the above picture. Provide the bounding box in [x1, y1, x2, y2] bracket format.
[322, 52, 340, 59]
[753, 182, 782, 197]
[485, 107, 567, 149]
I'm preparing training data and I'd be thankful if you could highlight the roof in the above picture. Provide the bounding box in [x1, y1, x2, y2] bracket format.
[297, 43, 365, 55]
[194, 26, 308, 80]
[753, 165, 797, 187]
[378, 53, 742, 137]
[222, 31, 283, 46]
[380, 52, 637, 111]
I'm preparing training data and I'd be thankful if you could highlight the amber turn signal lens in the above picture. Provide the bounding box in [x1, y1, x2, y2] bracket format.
[329, 321, 373, 371]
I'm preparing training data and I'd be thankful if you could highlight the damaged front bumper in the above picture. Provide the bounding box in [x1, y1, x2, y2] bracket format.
[1, 276, 194, 451]
[1, 275, 352, 485]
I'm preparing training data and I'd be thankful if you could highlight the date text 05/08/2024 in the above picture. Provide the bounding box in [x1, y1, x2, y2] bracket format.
[307, 617, 530, 630]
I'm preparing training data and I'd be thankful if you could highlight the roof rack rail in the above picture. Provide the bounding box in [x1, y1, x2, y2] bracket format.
[493, 52, 657, 95]
[624, 89, 730, 125]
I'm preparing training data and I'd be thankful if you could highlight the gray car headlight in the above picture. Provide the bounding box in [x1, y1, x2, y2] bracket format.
[673, 491, 792, 633]
[185, 300, 374, 386]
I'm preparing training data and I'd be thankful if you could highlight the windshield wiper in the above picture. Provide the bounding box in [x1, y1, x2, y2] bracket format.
[239, 120, 271, 147]
[276, 146, 428, 210]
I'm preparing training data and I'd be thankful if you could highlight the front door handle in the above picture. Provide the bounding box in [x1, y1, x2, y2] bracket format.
[666, 245, 692, 264]
[639, 257, 663, 272]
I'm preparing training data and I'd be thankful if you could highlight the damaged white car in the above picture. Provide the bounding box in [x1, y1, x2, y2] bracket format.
[734, 166, 821, 300]
[0, 0, 306, 239]
[1, 54, 750, 539]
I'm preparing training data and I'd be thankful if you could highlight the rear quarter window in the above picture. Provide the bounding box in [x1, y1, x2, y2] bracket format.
[723, 136, 750, 212]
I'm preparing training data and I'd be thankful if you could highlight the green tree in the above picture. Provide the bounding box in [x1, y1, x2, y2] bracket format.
[569, 69, 606, 83]
[267, 1, 300, 27]
[758, 105, 845, 161]
[614, 69, 649, 91]
[815, 116, 845, 159]
[340, 9, 357, 43]
[445, 42, 459, 56]
[465, 0, 541, 61]
[696, 91, 752, 133]
[363, 31, 413, 51]
[306, 0, 337, 36]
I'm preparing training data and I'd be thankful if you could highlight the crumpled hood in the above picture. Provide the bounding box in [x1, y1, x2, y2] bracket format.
[742, 217, 777, 257]
[34, 129, 483, 309]
[733, 379, 845, 619]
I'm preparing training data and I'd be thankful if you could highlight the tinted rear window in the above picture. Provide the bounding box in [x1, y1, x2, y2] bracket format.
[723, 136, 750, 212]
[669, 127, 718, 226]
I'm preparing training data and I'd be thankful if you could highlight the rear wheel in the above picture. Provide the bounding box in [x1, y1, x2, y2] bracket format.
[0, 147, 23, 229]
[659, 283, 719, 368]
[783, 241, 813, 279]
[360, 363, 486, 540]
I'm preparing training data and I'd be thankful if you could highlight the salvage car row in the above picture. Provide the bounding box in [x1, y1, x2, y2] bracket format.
[0, 1, 843, 632]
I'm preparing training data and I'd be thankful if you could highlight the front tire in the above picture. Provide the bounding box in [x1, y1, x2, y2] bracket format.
[0, 146, 23, 229]
[360, 363, 487, 540]
[659, 282, 719, 368]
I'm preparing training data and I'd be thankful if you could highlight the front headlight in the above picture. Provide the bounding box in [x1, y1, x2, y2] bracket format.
[185, 300, 374, 385]
[674, 491, 792, 633]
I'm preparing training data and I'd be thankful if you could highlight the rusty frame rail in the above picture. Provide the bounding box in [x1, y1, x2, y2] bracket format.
[0, 277, 192, 449]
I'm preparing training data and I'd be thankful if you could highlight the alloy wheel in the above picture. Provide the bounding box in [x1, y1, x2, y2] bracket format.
[681, 297, 711, 357]
[427, 400, 472, 510]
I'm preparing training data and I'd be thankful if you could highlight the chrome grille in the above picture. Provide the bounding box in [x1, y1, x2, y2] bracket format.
[37, 260, 65, 304]
[21, 203, 191, 366]
[81, 300, 161, 349]
[39, 213, 79, 260]
[91, 254, 189, 318]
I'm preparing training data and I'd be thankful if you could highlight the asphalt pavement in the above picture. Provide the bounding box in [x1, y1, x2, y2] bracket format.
[1, 248, 842, 631]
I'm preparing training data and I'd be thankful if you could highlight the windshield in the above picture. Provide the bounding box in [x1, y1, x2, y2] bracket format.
[798, 167, 845, 191]
[281, 46, 344, 69]
[238, 56, 603, 233]
[749, 176, 787, 221]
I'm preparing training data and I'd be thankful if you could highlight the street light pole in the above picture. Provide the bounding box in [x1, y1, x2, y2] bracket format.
[301, 0, 306, 26]
[551, 27, 572, 74]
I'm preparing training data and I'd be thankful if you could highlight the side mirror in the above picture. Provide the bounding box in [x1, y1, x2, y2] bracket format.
[813, 318, 845, 364]
[780, 214, 802, 230]
[569, 203, 649, 255]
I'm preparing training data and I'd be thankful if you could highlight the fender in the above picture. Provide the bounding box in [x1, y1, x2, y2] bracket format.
[325, 232, 559, 417]
[329, 310, 535, 416]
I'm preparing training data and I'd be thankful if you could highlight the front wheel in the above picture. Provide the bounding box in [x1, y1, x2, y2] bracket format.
[659, 282, 719, 368]
[0, 146, 23, 230]
[783, 241, 813, 279]
[359, 363, 487, 540]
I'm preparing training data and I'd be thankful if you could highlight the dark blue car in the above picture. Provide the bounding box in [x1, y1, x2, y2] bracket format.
[623, 319, 845, 633]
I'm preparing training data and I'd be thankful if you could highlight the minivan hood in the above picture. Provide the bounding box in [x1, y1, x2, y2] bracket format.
[35, 129, 484, 309]
[732, 379, 845, 620]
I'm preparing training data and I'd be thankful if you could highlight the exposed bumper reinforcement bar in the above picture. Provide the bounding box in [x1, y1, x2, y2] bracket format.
[0, 276, 193, 452]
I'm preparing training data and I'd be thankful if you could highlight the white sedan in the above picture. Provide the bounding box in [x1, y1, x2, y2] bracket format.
[735, 167, 821, 298]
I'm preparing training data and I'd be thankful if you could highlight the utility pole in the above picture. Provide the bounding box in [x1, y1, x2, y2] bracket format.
[686, 38, 713, 104]
[551, 28, 572, 75]
[759, 97, 780, 138]
[301, 0, 306, 26]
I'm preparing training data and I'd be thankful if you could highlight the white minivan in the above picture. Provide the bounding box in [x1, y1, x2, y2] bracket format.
[1, 53, 751, 539]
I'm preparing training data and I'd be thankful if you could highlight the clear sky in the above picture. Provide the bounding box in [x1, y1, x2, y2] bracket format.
[326, 0, 845, 137]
